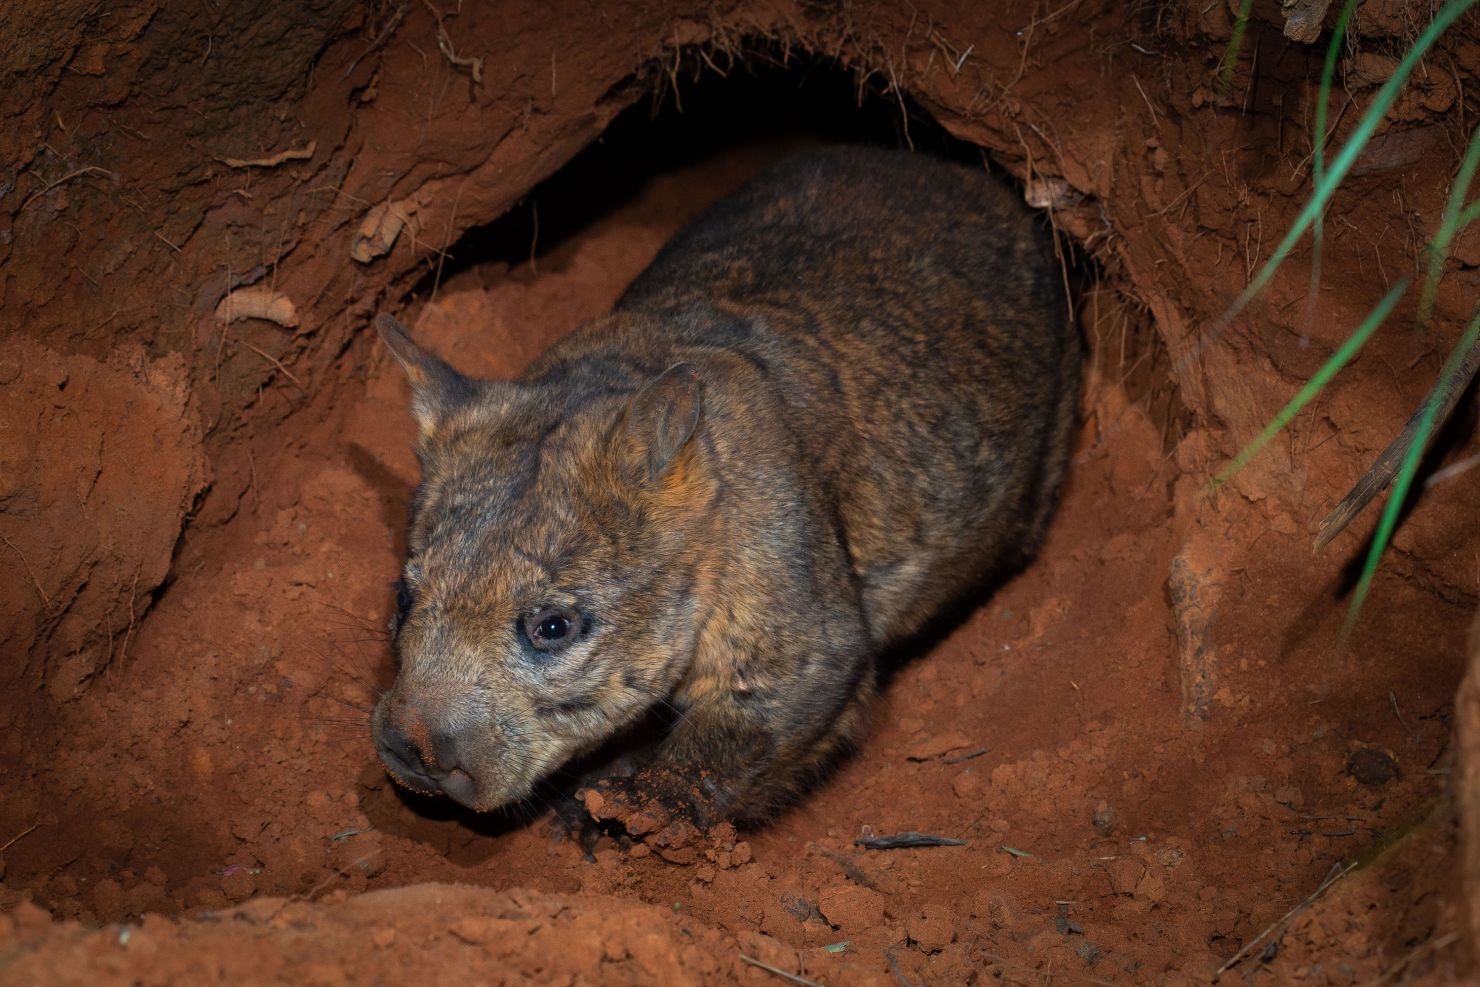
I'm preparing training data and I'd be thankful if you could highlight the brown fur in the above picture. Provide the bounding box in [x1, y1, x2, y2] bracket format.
[370, 147, 1080, 822]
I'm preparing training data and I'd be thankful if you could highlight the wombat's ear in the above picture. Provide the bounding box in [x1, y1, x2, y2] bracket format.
[617, 363, 702, 487]
[375, 314, 476, 437]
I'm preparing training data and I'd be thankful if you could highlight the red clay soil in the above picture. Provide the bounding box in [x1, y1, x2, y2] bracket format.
[5, 2, 1480, 985]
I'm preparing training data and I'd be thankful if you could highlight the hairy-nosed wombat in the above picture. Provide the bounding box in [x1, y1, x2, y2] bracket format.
[370, 147, 1080, 824]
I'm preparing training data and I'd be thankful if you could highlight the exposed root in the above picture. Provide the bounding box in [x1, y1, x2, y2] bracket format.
[1, 535, 53, 612]
[0, 824, 38, 854]
[422, 0, 483, 84]
[240, 341, 305, 388]
[1215, 861, 1356, 977]
[215, 286, 301, 328]
[1316, 327, 1480, 549]
[17, 165, 115, 214]
[218, 140, 317, 169]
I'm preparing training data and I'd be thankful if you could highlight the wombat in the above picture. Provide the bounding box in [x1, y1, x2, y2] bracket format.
[371, 147, 1080, 825]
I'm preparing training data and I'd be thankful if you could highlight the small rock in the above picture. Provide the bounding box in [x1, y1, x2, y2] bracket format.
[817, 883, 886, 931]
[1135, 865, 1167, 902]
[778, 892, 818, 922]
[1106, 858, 1145, 896]
[977, 891, 1018, 928]
[951, 771, 982, 799]
[1347, 749, 1398, 787]
[655, 843, 700, 865]
[1092, 800, 1117, 835]
[219, 867, 257, 901]
[708, 822, 737, 851]
[907, 904, 954, 954]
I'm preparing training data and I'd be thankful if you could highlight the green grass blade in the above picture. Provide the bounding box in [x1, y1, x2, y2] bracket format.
[1304, 0, 1360, 337]
[1313, 0, 1359, 186]
[1219, 0, 1475, 329]
[1213, 279, 1408, 487]
[1419, 125, 1480, 326]
[1344, 308, 1480, 639]
[1219, 0, 1256, 98]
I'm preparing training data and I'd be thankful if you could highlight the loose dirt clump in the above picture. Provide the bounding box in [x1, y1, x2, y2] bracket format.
[4, 2, 1480, 984]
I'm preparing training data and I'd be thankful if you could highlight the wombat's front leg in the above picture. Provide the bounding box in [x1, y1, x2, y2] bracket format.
[583, 663, 874, 834]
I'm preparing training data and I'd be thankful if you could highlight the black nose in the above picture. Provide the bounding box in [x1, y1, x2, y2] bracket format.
[374, 718, 442, 792]
[374, 707, 477, 805]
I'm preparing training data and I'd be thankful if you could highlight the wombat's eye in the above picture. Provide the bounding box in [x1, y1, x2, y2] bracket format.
[522, 605, 583, 653]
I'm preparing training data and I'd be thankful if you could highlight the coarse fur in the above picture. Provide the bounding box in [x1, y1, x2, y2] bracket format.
[370, 146, 1081, 823]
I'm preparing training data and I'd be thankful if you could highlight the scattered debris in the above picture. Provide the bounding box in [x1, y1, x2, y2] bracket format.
[1215, 860, 1356, 976]
[817, 847, 882, 891]
[1092, 800, 1118, 835]
[943, 747, 990, 765]
[352, 200, 413, 263]
[737, 952, 820, 987]
[855, 830, 966, 850]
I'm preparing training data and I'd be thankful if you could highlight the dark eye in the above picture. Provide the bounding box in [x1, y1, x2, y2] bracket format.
[389, 578, 415, 636]
[522, 605, 583, 653]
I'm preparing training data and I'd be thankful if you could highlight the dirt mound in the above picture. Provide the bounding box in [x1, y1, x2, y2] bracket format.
[1, 884, 752, 986]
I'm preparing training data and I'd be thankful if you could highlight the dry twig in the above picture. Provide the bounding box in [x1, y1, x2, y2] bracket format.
[0, 824, 38, 854]
[737, 953, 820, 987]
[1, 535, 52, 611]
[18, 166, 114, 213]
[1215, 860, 1356, 976]
[241, 341, 304, 387]
[1316, 328, 1480, 549]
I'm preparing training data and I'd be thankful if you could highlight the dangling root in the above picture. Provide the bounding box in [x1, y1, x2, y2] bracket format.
[1315, 330, 1480, 550]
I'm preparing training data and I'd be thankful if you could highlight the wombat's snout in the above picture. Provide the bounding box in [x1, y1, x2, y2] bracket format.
[372, 694, 480, 809]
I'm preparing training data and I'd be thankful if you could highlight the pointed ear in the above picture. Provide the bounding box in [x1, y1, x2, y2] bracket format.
[375, 313, 476, 437]
[617, 363, 703, 487]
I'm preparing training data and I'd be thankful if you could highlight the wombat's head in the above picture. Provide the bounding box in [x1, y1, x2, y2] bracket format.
[369, 315, 713, 811]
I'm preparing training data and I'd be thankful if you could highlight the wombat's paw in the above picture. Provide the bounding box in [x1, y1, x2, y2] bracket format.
[549, 789, 608, 863]
[577, 770, 725, 863]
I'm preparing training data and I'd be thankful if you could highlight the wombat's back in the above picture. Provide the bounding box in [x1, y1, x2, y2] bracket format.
[616, 147, 1079, 644]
